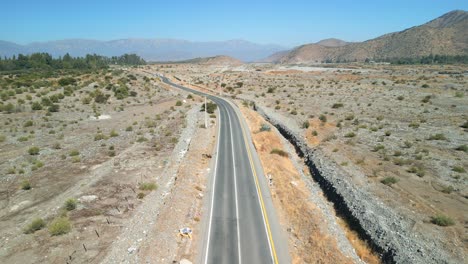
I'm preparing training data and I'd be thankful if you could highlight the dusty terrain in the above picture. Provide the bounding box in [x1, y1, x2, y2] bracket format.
[0, 67, 211, 263]
[157, 61, 467, 262]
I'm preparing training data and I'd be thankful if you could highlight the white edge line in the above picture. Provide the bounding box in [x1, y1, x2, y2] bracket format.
[230, 102, 275, 263]
[226, 107, 242, 264]
[203, 100, 221, 264]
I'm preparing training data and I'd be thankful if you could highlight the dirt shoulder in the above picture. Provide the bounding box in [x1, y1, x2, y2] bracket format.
[239, 105, 377, 263]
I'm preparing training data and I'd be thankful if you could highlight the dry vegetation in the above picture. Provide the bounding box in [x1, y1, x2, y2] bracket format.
[159, 62, 467, 262]
[0, 67, 194, 262]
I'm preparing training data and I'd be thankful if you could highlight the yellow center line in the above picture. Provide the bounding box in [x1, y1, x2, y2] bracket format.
[237, 109, 279, 264]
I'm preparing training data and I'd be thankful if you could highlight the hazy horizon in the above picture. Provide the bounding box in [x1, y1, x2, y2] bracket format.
[2, 0, 467, 47]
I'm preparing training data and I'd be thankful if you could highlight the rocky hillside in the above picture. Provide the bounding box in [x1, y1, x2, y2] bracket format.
[272, 10, 468, 63]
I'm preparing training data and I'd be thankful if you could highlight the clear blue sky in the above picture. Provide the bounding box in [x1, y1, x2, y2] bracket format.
[2, 0, 467, 47]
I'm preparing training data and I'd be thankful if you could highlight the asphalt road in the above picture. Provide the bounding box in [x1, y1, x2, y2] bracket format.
[160, 76, 289, 264]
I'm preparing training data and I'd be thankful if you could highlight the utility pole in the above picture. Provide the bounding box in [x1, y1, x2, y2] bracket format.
[204, 96, 208, 128]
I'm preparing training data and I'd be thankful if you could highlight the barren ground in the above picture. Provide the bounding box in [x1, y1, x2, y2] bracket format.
[157, 62, 467, 262]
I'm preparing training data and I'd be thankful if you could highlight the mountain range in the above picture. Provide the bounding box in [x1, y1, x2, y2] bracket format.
[0, 10, 466, 63]
[0, 39, 285, 62]
[267, 10, 468, 63]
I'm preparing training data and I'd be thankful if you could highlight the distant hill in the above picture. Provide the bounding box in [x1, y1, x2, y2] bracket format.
[316, 38, 350, 47]
[180, 55, 243, 66]
[269, 10, 468, 64]
[0, 39, 285, 62]
[262, 38, 350, 62]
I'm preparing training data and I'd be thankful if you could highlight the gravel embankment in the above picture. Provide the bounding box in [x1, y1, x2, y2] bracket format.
[253, 103, 459, 264]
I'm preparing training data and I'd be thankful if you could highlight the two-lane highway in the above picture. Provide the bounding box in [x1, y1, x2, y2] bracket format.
[160, 76, 288, 264]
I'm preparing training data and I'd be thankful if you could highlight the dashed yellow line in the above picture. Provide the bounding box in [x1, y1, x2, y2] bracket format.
[237, 108, 279, 264]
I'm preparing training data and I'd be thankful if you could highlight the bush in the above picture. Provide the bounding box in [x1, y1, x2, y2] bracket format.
[372, 144, 385, 152]
[94, 133, 108, 141]
[48, 104, 59, 112]
[259, 124, 271, 132]
[69, 150, 80, 156]
[23, 120, 34, 127]
[64, 198, 77, 211]
[139, 182, 158, 191]
[302, 121, 310, 129]
[137, 192, 145, 199]
[428, 133, 446, 140]
[48, 217, 71, 236]
[452, 166, 466, 173]
[125, 126, 133, 132]
[31, 102, 43, 110]
[28, 146, 40, 155]
[175, 100, 182, 106]
[311, 130, 318, 136]
[201, 102, 217, 114]
[331, 103, 344, 109]
[318, 114, 327, 123]
[397, 96, 404, 101]
[20, 180, 31, 190]
[461, 121, 468, 129]
[24, 218, 46, 234]
[344, 132, 356, 138]
[381, 176, 398, 186]
[455, 145, 467, 152]
[58, 77, 77, 86]
[431, 215, 454, 226]
[109, 130, 119, 137]
[270, 148, 288, 157]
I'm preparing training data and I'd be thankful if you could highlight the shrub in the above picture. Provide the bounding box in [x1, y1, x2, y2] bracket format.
[381, 176, 398, 186]
[372, 144, 385, 152]
[260, 124, 271, 132]
[421, 84, 429, 88]
[461, 121, 468, 129]
[137, 137, 148, 142]
[319, 114, 327, 123]
[331, 103, 344, 109]
[311, 130, 318, 136]
[455, 145, 467, 152]
[342, 114, 353, 121]
[28, 146, 40, 155]
[137, 192, 145, 199]
[24, 218, 46, 234]
[201, 102, 217, 114]
[0, 134, 5, 142]
[20, 180, 31, 190]
[23, 120, 34, 127]
[48, 217, 71, 236]
[139, 182, 158, 191]
[270, 148, 288, 157]
[31, 102, 43, 110]
[64, 198, 77, 211]
[175, 100, 182, 106]
[69, 150, 80, 156]
[431, 215, 454, 226]
[302, 121, 310, 129]
[125, 126, 133, 131]
[94, 133, 107, 141]
[428, 133, 446, 140]
[344, 132, 356, 138]
[397, 96, 404, 101]
[109, 130, 119, 137]
[48, 104, 59, 112]
[384, 131, 391, 137]
[452, 166, 466, 173]
[441, 185, 454, 194]
[58, 77, 77, 86]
